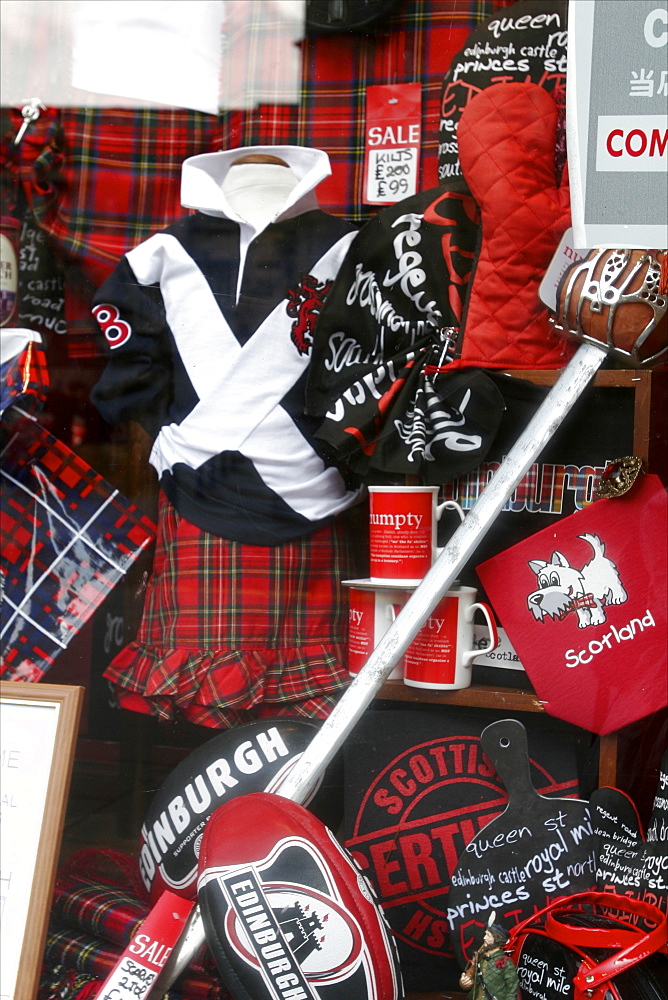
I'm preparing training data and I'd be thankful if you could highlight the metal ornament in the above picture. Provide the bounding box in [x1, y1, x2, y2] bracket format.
[550, 248, 668, 368]
[13, 98, 46, 145]
[594, 456, 643, 499]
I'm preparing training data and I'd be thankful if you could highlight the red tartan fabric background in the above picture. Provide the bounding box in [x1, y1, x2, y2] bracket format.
[3, 0, 513, 359]
[300, 0, 513, 219]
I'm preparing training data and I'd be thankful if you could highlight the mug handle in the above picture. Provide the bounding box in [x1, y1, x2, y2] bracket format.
[384, 603, 405, 679]
[436, 499, 465, 523]
[462, 602, 499, 666]
[435, 500, 465, 560]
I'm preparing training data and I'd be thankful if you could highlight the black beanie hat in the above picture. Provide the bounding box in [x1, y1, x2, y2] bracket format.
[488, 924, 509, 945]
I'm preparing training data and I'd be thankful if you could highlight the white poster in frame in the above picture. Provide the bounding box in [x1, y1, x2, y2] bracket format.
[0, 683, 82, 1000]
[567, 0, 668, 249]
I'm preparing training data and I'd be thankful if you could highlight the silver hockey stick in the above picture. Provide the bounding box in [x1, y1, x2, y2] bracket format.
[275, 341, 606, 802]
[147, 245, 667, 996]
[145, 340, 604, 998]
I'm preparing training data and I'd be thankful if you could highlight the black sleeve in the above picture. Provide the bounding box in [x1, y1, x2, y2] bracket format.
[90, 256, 174, 438]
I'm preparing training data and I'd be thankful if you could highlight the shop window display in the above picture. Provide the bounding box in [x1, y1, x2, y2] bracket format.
[1, 2, 666, 999]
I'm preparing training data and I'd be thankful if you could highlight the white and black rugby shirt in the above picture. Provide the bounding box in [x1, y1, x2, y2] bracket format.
[91, 200, 361, 544]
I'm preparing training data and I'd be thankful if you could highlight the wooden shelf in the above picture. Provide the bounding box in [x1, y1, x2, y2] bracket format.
[406, 993, 466, 999]
[378, 680, 545, 714]
[376, 681, 619, 786]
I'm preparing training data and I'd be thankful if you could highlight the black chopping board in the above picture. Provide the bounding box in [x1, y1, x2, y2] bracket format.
[447, 718, 597, 966]
[590, 746, 668, 912]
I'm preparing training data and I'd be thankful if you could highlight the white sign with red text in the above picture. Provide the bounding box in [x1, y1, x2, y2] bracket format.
[364, 83, 422, 205]
[567, 0, 667, 247]
[95, 891, 194, 999]
[595, 115, 668, 171]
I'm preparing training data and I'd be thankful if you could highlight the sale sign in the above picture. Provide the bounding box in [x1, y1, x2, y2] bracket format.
[363, 83, 422, 204]
[95, 891, 195, 998]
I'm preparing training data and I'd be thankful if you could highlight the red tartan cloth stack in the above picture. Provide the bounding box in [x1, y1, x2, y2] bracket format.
[39, 850, 228, 999]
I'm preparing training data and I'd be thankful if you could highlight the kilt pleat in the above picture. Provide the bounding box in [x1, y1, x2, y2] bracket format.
[104, 493, 365, 727]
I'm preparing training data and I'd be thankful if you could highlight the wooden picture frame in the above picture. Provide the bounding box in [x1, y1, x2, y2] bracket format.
[506, 367, 666, 471]
[0, 682, 83, 1000]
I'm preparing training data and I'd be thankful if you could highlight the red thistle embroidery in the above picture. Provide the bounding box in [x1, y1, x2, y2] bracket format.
[495, 957, 508, 969]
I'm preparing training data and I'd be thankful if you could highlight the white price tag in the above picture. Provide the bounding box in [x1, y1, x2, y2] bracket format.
[98, 955, 157, 999]
[365, 147, 419, 204]
[363, 83, 422, 205]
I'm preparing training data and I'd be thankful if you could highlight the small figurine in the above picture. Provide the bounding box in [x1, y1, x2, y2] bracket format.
[458, 917, 519, 1000]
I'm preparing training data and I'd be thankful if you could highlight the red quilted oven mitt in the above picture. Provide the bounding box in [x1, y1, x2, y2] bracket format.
[457, 82, 574, 369]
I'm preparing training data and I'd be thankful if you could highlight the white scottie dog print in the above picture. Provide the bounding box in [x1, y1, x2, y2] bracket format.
[527, 533, 628, 629]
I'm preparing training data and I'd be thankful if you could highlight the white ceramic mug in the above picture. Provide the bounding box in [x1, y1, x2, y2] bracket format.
[368, 485, 463, 584]
[403, 586, 499, 690]
[344, 580, 407, 679]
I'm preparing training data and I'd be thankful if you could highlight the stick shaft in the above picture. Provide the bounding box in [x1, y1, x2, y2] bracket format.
[277, 342, 604, 804]
[145, 343, 604, 998]
[144, 907, 205, 997]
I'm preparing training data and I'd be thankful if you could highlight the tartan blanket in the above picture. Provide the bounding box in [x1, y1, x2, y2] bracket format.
[0, 411, 156, 680]
[41, 928, 226, 999]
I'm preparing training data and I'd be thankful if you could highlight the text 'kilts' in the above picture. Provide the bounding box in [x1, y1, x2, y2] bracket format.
[104, 492, 366, 728]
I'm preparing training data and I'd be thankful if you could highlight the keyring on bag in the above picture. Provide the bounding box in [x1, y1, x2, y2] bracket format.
[507, 892, 668, 1000]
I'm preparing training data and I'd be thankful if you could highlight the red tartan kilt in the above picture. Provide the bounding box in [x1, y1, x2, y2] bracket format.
[104, 493, 366, 728]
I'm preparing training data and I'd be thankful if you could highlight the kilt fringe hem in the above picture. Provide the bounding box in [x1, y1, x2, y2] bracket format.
[104, 641, 351, 729]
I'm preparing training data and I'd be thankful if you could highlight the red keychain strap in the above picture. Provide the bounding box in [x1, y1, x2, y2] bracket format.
[545, 892, 666, 944]
[508, 891, 668, 999]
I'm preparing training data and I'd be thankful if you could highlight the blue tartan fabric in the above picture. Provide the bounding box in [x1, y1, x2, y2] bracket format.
[0, 412, 156, 680]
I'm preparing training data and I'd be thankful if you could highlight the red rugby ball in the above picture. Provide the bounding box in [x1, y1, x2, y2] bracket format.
[198, 792, 404, 1000]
